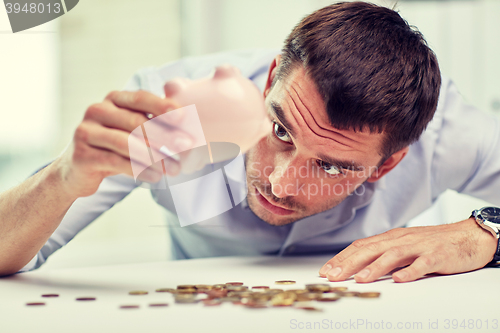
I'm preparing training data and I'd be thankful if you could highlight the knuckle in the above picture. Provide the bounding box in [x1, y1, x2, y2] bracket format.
[132, 90, 146, 105]
[340, 258, 354, 269]
[74, 124, 90, 143]
[387, 246, 405, 259]
[105, 90, 119, 101]
[364, 242, 380, 253]
[369, 260, 384, 272]
[130, 114, 145, 130]
[351, 239, 365, 249]
[420, 255, 435, 268]
[331, 254, 344, 265]
[386, 228, 404, 237]
[85, 103, 104, 120]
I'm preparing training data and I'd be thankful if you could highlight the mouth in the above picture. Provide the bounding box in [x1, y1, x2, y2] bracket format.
[254, 187, 295, 216]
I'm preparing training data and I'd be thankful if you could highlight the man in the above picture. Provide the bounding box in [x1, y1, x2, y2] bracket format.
[0, 2, 498, 282]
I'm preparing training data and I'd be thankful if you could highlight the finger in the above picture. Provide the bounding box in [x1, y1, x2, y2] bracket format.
[81, 122, 162, 173]
[392, 255, 437, 283]
[81, 145, 162, 183]
[319, 228, 410, 277]
[324, 241, 388, 282]
[105, 90, 182, 118]
[353, 245, 416, 283]
[319, 238, 372, 278]
[85, 101, 149, 132]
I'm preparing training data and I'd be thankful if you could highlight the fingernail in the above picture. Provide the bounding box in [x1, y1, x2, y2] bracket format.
[319, 264, 332, 275]
[173, 136, 193, 151]
[356, 269, 370, 279]
[327, 267, 342, 279]
[394, 271, 407, 280]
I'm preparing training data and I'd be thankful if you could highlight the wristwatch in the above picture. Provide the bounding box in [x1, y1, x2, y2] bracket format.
[471, 207, 500, 263]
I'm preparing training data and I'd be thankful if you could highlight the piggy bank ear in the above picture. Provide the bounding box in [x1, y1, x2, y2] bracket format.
[164, 78, 188, 98]
[213, 64, 241, 79]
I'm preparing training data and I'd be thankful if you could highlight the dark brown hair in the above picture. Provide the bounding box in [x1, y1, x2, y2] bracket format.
[275, 1, 441, 159]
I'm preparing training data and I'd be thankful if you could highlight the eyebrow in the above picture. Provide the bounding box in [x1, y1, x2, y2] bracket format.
[316, 154, 365, 172]
[270, 101, 296, 137]
[269, 100, 365, 172]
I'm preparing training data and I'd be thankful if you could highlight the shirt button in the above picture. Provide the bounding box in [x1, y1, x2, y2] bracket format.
[287, 245, 296, 253]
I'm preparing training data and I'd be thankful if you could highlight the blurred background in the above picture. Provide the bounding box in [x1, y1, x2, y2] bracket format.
[0, 0, 498, 270]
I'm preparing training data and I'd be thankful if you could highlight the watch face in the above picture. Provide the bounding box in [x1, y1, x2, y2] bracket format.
[481, 207, 500, 224]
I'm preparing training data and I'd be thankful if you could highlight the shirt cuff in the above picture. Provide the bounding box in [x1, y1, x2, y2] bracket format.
[17, 254, 38, 273]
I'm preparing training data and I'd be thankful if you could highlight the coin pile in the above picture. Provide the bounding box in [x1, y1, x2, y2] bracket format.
[26, 281, 380, 311]
[148, 281, 380, 311]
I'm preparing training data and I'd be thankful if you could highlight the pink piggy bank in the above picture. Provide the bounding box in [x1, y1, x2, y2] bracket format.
[163, 64, 271, 163]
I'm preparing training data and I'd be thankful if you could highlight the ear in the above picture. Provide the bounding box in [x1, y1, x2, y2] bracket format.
[263, 54, 281, 98]
[367, 146, 409, 183]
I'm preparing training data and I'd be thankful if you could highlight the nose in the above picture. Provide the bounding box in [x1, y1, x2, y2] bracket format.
[268, 156, 303, 198]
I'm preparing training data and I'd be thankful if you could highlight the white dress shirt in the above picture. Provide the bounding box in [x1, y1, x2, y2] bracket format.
[20, 48, 500, 272]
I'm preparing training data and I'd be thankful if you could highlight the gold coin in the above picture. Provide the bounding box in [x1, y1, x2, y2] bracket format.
[339, 291, 360, 297]
[271, 292, 297, 306]
[252, 286, 270, 290]
[226, 286, 248, 292]
[317, 294, 341, 302]
[305, 284, 331, 292]
[76, 297, 97, 301]
[128, 291, 148, 295]
[275, 280, 296, 285]
[287, 289, 309, 294]
[155, 288, 175, 293]
[212, 284, 227, 290]
[177, 285, 196, 290]
[195, 285, 213, 291]
[176, 288, 197, 294]
[358, 292, 381, 298]
[226, 282, 244, 286]
[296, 292, 322, 301]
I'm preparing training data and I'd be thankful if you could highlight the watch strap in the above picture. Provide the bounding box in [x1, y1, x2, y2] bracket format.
[492, 238, 500, 263]
[471, 211, 500, 266]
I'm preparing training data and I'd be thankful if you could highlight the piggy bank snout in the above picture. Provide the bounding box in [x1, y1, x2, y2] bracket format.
[164, 77, 191, 97]
[213, 64, 241, 80]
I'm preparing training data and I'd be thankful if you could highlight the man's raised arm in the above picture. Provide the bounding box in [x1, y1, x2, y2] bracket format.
[0, 89, 191, 276]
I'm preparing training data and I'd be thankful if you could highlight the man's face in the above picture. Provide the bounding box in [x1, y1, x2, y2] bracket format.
[245, 66, 386, 226]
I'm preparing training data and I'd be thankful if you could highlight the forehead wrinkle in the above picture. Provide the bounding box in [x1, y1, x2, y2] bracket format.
[288, 85, 355, 148]
[290, 84, 359, 145]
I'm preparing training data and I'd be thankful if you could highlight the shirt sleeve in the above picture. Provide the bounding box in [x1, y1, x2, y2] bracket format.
[431, 77, 500, 205]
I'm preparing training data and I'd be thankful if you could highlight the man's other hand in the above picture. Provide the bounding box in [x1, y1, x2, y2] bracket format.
[319, 218, 497, 283]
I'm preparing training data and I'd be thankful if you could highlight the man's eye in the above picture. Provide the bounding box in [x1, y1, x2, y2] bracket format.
[316, 159, 342, 175]
[273, 122, 292, 143]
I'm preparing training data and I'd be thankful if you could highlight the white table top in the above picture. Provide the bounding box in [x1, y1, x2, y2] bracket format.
[1, 255, 498, 333]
